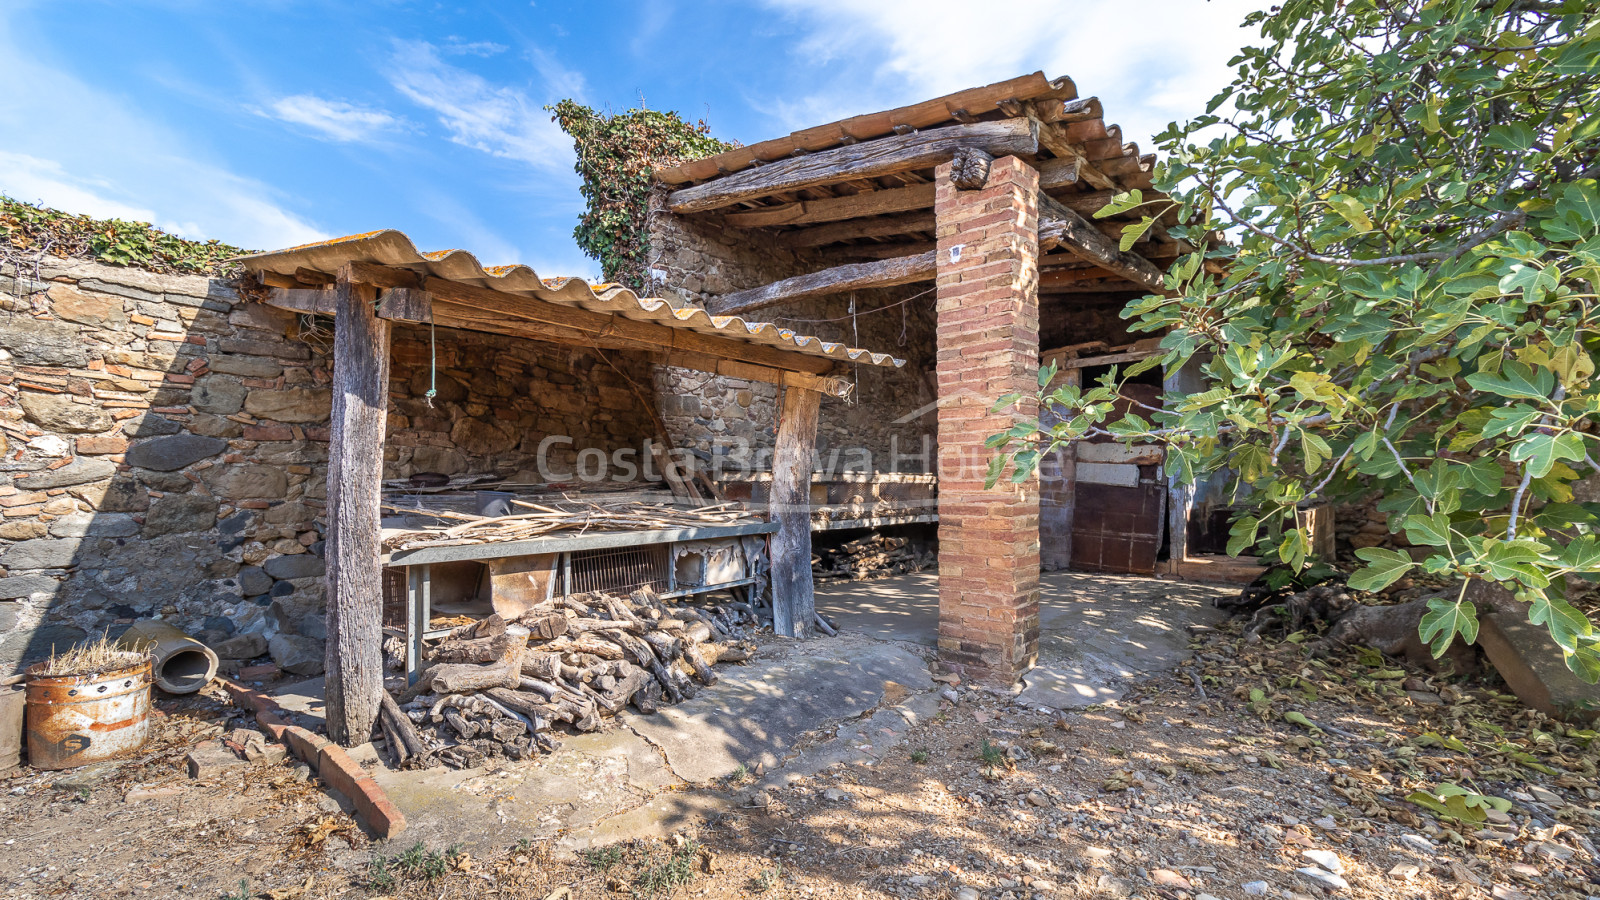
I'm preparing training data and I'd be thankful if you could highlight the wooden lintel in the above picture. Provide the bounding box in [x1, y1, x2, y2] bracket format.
[669, 119, 1040, 215]
[1045, 347, 1162, 370]
[344, 260, 425, 290]
[1037, 194, 1166, 291]
[708, 251, 936, 317]
[662, 352, 854, 399]
[264, 286, 336, 315]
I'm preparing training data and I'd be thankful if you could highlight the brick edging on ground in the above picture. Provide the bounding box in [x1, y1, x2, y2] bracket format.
[218, 677, 407, 838]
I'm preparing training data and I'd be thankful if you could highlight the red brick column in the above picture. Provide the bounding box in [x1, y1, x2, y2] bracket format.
[934, 155, 1041, 683]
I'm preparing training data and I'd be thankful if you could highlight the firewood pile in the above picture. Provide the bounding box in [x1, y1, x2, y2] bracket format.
[380, 499, 759, 552]
[376, 586, 756, 770]
[812, 533, 933, 581]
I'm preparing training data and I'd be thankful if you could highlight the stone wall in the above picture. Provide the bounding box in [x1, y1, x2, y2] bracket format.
[647, 191, 939, 474]
[0, 256, 663, 676]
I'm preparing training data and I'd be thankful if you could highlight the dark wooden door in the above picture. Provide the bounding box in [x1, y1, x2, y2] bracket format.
[1069, 477, 1165, 575]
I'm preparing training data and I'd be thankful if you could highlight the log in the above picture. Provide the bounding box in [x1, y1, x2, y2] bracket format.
[708, 251, 935, 317]
[668, 119, 1041, 214]
[683, 642, 717, 685]
[729, 184, 936, 229]
[1038, 194, 1165, 291]
[771, 385, 822, 637]
[423, 625, 528, 694]
[324, 270, 391, 747]
[380, 690, 430, 762]
[951, 147, 993, 190]
[483, 689, 555, 731]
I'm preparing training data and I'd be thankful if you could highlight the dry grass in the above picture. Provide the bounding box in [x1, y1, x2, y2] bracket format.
[30, 631, 148, 678]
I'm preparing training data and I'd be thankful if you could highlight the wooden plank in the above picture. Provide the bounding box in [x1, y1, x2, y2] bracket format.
[1038, 193, 1166, 291]
[726, 184, 936, 228]
[657, 72, 1057, 185]
[386, 522, 779, 566]
[668, 119, 1040, 215]
[775, 211, 935, 248]
[377, 287, 431, 323]
[663, 353, 854, 398]
[771, 385, 823, 637]
[264, 287, 336, 315]
[324, 271, 390, 747]
[1031, 117, 1117, 191]
[708, 251, 936, 317]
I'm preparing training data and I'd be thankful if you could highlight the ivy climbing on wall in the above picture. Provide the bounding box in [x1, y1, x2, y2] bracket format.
[549, 100, 734, 291]
[1, 196, 251, 277]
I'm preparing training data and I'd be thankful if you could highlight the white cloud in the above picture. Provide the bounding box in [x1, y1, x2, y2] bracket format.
[758, 0, 1266, 147]
[441, 38, 510, 57]
[264, 94, 400, 143]
[386, 39, 577, 178]
[0, 16, 326, 251]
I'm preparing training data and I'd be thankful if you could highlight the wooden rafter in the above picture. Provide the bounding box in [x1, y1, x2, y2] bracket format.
[706, 251, 936, 317]
[1037, 194, 1165, 291]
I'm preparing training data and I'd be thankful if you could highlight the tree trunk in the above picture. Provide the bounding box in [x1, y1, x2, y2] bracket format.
[324, 274, 391, 746]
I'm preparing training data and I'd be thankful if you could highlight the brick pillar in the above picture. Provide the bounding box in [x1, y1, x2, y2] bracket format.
[934, 155, 1041, 683]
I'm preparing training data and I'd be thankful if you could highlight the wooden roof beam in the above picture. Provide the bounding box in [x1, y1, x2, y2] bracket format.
[668, 119, 1040, 215]
[1038, 194, 1166, 291]
[775, 211, 936, 248]
[707, 251, 936, 317]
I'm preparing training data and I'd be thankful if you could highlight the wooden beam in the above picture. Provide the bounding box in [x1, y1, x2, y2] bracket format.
[668, 119, 1040, 215]
[723, 157, 1077, 230]
[820, 242, 936, 263]
[324, 270, 390, 747]
[662, 353, 854, 399]
[1031, 117, 1117, 191]
[708, 251, 936, 317]
[775, 211, 935, 248]
[376, 287, 431, 323]
[1038, 194, 1166, 291]
[771, 385, 822, 637]
[264, 287, 336, 315]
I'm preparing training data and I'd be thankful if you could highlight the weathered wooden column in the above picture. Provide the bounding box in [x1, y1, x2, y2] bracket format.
[324, 267, 391, 745]
[933, 154, 1042, 683]
[770, 384, 822, 637]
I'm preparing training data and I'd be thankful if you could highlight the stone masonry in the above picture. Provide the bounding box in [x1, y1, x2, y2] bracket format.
[932, 155, 1042, 683]
[648, 188, 938, 475]
[0, 255, 660, 676]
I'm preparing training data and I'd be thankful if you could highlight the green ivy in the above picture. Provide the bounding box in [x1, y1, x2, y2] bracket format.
[0, 196, 251, 277]
[549, 100, 734, 290]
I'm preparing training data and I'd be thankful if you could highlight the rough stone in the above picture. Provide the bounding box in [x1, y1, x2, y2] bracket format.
[213, 632, 267, 660]
[299, 611, 327, 641]
[0, 317, 89, 366]
[0, 575, 58, 600]
[122, 414, 184, 437]
[206, 464, 289, 500]
[243, 388, 331, 424]
[1301, 851, 1345, 875]
[126, 434, 227, 471]
[263, 554, 324, 580]
[143, 493, 218, 536]
[0, 625, 88, 668]
[449, 418, 516, 456]
[207, 355, 283, 378]
[236, 566, 272, 596]
[0, 538, 81, 569]
[186, 413, 243, 439]
[190, 376, 248, 415]
[1296, 868, 1348, 891]
[15, 458, 116, 490]
[268, 633, 325, 676]
[17, 392, 114, 434]
[187, 740, 247, 779]
[48, 283, 126, 327]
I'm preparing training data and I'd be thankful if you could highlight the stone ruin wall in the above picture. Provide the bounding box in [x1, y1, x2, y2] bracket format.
[0, 255, 659, 676]
[647, 193, 938, 475]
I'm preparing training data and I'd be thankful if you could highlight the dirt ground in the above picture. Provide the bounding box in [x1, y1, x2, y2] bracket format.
[3, 612, 1598, 900]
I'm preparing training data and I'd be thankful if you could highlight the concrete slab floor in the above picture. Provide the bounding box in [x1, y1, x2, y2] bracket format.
[264, 570, 1234, 855]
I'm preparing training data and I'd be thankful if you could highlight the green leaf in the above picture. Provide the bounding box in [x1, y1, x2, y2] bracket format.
[1414, 732, 1470, 753]
[1402, 512, 1452, 548]
[1326, 194, 1373, 232]
[1464, 361, 1554, 401]
[1284, 711, 1322, 732]
[1419, 597, 1479, 656]
[1510, 432, 1586, 479]
[1348, 547, 1414, 592]
[1094, 190, 1145, 219]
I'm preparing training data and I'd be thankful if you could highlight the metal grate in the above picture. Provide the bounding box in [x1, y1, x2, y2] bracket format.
[570, 545, 671, 596]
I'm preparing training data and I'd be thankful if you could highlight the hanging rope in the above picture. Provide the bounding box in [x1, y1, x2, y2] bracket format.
[424, 306, 438, 408]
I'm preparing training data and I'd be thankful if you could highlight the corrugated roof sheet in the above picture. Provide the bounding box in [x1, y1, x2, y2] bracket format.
[233, 230, 903, 369]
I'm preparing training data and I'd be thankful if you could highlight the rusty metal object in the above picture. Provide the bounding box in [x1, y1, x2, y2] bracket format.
[115, 620, 219, 694]
[24, 660, 151, 770]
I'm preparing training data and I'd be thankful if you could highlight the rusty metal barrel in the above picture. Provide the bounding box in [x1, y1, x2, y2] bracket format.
[24, 660, 152, 769]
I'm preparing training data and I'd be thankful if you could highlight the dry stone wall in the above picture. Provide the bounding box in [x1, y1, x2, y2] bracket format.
[0, 255, 662, 676]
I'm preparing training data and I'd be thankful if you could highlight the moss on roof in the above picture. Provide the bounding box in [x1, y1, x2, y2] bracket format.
[0, 196, 253, 278]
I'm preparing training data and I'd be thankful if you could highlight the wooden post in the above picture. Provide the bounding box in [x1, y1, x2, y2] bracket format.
[770, 385, 822, 637]
[324, 270, 391, 746]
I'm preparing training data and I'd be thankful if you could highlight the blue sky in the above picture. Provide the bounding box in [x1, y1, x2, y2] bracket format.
[0, 0, 1264, 280]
